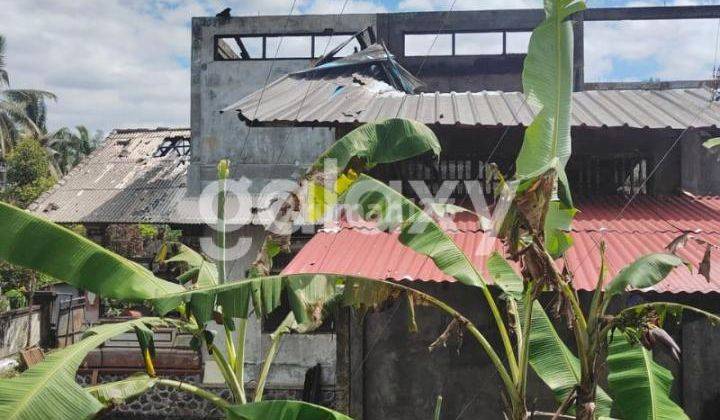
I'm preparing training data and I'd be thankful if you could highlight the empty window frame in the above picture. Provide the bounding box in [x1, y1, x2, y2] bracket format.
[153, 137, 190, 158]
[265, 36, 312, 58]
[215, 33, 357, 61]
[216, 36, 263, 59]
[404, 34, 453, 56]
[455, 32, 504, 55]
[404, 31, 532, 57]
[505, 31, 532, 54]
[313, 35, 362, 58]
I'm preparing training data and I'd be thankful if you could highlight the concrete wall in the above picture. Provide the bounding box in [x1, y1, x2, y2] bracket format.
[190, 14, 376, 195]
[340, 283, 720, 420]
[0, 306, 41, 358]
[681, 128, 720, 195]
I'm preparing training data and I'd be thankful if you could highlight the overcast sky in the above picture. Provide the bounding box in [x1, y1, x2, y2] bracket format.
[1, 0, 718, 135]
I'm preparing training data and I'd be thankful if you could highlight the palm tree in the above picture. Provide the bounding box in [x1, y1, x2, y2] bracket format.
[42, 125, 100, 175]
[0, 34, 56, 159]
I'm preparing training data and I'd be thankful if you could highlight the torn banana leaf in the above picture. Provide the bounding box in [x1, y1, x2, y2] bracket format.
[0, 318, 162, 420]
[0, 201, 184, 300]
[306, 118, 440, 222]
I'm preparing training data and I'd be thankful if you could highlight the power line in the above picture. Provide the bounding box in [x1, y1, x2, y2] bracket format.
[567, 94, 717, 277]
[416, 0, 459, 79]
[236, 0, 299, 162]
[268, 0, 352, 168]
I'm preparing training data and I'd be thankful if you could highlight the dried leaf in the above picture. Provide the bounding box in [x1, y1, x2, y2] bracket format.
[699, 244, 712, 283]
[515, 170, 555, 234]
[428, 317, 466, 353]
[665, 232, 691, 254]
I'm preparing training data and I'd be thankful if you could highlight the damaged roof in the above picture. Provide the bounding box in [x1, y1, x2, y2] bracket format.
[283, 195, 720, 294]
[225, 45, 720, 129]
[29, 128, 202, 224]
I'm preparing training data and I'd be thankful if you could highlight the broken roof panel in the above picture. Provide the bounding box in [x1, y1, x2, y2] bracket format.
[29, 128, 202, 224]
[225, 44, 720, 129]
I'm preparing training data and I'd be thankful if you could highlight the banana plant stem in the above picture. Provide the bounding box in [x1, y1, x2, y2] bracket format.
[210, 344, 245, 403]
[224, 325, 237, 371]
[157, 379, 229, 410]
[235, 318, 248, 384]
[480, 285, 521, 381]
[254, 331, 284, 402]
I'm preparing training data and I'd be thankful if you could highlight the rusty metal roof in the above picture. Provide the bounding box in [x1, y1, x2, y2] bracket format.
[225, 68, 720, 129]
[28, 128, 202, 224]
[283, 195, 720, 294]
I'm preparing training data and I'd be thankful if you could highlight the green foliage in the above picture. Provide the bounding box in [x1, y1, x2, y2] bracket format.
[138, 224, 159, 239]
[306, 118, 440, 221]
[6, 138, 51, 185]
[86, 373, 157, 407]
[607, 332, 688, 420]
[703, 137, 720, 150]
[0, 318, 160, 420]
[226, 401, 351, 420]
[605, 253, 686, 297]
[0, 201, 184, 300]
[1, 138, 55, 208]
[486, 254, 613, 416]
[3, 289, 26, 310]
[341, 175, 486, 288]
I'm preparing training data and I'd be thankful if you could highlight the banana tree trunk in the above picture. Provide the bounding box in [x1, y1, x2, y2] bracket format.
[575, 364, 597, 420]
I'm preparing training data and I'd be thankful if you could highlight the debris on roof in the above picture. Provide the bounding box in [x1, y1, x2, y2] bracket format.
[28, 128, 201, 224]
[282, 195, 720, 294]
[224, 44, 720, 129]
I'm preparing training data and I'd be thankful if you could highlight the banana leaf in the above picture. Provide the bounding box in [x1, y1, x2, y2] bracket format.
[86, 373, 157, 406]
[702, 137, 720, 150]
[165, 244, 220, 324]
[486, 254, 613, 417]
[0, 201, 184, 300]
[605, 253, 685, 297]
[515, 0, 584, 186]
[340, 174, 487, 288]
[0, 318, 160, 420]
[607, 332, 688, 420]
[226, 401, 351, 420]
[307, 118, 440, 222]
[512, 0, 586, 256]
[153, 274, 397, 322]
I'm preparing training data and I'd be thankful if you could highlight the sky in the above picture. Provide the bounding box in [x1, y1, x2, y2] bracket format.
[0, 0, 719, 135]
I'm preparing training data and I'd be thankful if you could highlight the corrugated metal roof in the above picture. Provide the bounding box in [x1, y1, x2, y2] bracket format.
[574, 195, 720, 233]
[283, 195, 720, 293]
[227, 71, 720, 129]
[28, 128, 202, 224]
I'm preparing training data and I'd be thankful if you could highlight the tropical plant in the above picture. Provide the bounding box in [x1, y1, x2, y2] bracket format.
[42, 125, 100, 175]
[0, 34, 56, 160]
[1, 137, 55, 208]
[0, 118, 443, 419]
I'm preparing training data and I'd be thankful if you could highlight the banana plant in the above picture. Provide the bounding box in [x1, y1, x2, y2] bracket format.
[0, 118, 442, 419]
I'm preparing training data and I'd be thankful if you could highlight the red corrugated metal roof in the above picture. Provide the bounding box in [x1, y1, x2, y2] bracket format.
[283, 195, 720, 294]
[574, 195, 720, 233]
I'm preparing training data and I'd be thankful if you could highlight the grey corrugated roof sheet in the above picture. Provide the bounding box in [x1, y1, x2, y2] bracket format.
[29, 128, 205, 224]
[225, 72, 720, 129]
